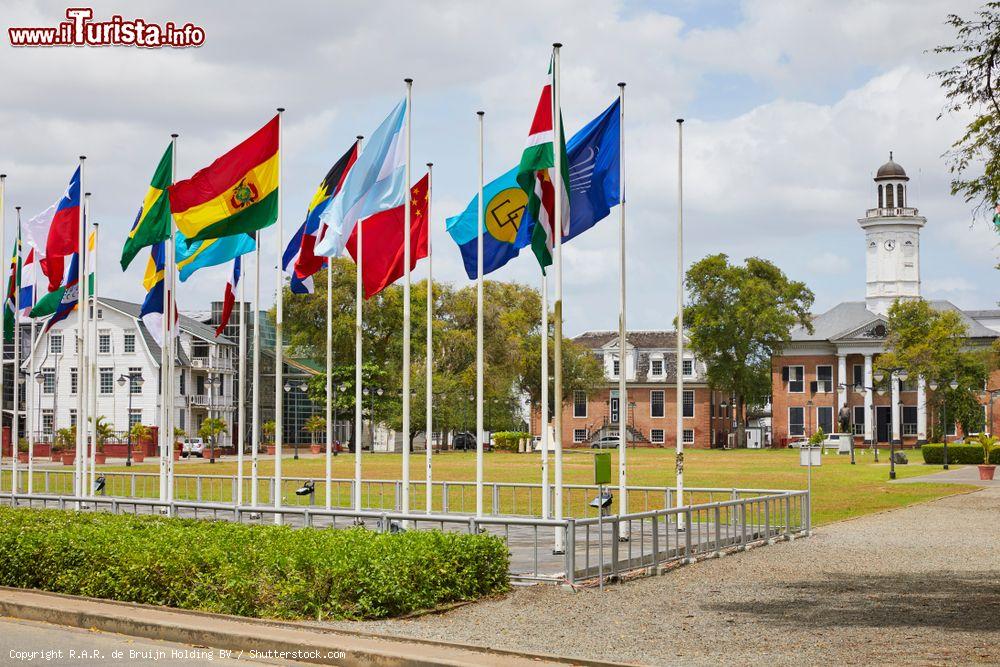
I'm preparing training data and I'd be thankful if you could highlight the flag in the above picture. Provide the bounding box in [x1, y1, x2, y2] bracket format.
[139, 241, 177, 346]
[18, 248, 36, 313]
[447, 99, 621, 280]
[215, 256, 241, 337]
[314, 99, 407, 257]
[283, 141, 359, 294]
[516, 58, 569, 271]
[168, 116, 279, 242]
[3, 231, 21, 341]
[42, 253, 79, 334]
[176, 231, 255, 282]
[121, 142, 173, 270]
[344, 174, 429, 299]
[35, 168, 81, 291]
[32, 229, 95, 318]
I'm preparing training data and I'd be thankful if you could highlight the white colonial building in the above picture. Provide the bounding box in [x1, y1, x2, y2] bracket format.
[15, 297, 236, 446]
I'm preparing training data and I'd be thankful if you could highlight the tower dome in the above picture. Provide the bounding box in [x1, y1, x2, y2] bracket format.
[875, 152, 908, 181]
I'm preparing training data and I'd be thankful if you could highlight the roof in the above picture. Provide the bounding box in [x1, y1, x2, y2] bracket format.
[789, 300, 999, 343]
[875, 155, 908, 181]
[573, 330, 680, 350]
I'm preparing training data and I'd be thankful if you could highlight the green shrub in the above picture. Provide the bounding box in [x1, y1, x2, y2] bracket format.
[0, 508, 509, 620]
[492, 431, 530, 452]
[921, 443, 1000, 465]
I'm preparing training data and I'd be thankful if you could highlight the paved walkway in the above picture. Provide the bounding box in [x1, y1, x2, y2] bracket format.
[894, 464, 1000, 487]
[325, 486, 1000, 666]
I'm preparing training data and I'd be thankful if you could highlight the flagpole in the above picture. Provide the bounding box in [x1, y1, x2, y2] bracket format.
[251, 243, 261, 507]
[324, 257, 333, 509]
[540, 273, 549, 520]
[75, 156, 86, 503]
[167, 205, 178, 506]
[425, 161, 433, 514]
[402, 78, 413, 518]
[165, 134, 178, 505]
[675, 117, 685, 518]
[27, 255, 37, 495]
[475, 109, 485, 519]
[237, 264, 247, 506]
[0, 174, 5, 493]
[274, 107, 285, 525]
[88, 211, 97, 497]
[551, 43, 565, 554]
[11, 207, 21, 495]
[353, 134, 364, 513]
[617, 82, 629, 538]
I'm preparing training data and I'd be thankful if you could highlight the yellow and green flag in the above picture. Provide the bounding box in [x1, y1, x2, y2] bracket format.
[121, 143, 173, 271]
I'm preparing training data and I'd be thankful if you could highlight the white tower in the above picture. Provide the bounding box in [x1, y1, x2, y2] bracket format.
[858, 153, 925, 315]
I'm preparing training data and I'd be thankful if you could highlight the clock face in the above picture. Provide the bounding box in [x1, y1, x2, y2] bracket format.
[883, 239, 896, 251]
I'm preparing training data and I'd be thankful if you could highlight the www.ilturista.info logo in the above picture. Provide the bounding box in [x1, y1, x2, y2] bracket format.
[8, 8, 205, 48]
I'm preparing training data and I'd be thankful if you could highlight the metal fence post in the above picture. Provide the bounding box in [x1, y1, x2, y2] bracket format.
[610, 519, 620, 578]
[492, 484, 500, 517]
[565, 519, 576, 585]
[442, 482, 449, 514]
[651, 515, 660, 569]
[804, 491, 811, 535]
[764, 498, 771, 541]
[714, 506, 722, 556]
[784, 495, 792, 540]
[684, 508, 693, 563]
[740, 501, 748, 548]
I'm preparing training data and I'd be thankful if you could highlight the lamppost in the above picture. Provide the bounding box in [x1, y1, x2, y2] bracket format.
[116, 371, 144, 467]
[284, 380, 308, 459]
[836, 383, 857, 465]
[872, 367, 908, 480]
[362, 387, 383, 451]
[928, 378, 960, 470]
[332, 382, 346, 456]
[981, 388, 1000, 437]
[204, 373, 221, 463]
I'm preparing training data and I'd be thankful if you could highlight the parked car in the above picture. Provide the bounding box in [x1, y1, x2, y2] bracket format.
[452, 431, 476, 451]
[181, 437, 206, 458]
[590, 434, 621, 449]
[786, 436, 809, 449]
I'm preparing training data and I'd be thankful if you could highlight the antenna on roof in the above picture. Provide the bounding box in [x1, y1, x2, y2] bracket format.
[889, 150, 893, 161]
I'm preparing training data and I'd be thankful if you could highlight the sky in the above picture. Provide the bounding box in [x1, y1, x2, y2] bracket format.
[1, 0, 997, 337]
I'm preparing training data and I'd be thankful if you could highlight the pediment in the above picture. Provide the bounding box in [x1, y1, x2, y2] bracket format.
[832, 317, 889, 342]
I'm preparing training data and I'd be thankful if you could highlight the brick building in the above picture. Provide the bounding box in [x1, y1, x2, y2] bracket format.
[771, 155, 1000, 447]
[531, 330, 735, 449]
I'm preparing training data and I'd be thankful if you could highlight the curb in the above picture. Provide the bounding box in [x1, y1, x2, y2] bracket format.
[0, 587, 631, 667]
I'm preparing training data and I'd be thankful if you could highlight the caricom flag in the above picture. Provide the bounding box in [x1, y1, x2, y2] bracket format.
[121, 142, 173, 271]
[168, 116, 279, 242]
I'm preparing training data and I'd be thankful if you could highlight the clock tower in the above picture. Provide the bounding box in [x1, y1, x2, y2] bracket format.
[858, 153, 925, 315]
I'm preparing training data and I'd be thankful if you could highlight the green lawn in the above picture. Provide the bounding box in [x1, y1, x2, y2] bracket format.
[35, 446, 966, 526]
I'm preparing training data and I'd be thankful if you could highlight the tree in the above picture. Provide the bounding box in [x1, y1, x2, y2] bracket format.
[683, 254, 815, 448]
[303, 415, 326, 447]
[878, 299, 989, 437]
[262, 420, 276, 444]
[87, 416, 114, 451]
[199, 418, 228, 460]
[935, 4, 1000, 238]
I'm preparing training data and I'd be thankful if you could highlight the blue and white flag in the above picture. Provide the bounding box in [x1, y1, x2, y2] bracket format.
[315, 99, 407, 257]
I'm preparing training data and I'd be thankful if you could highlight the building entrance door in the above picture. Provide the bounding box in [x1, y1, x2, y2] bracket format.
[610, 397, 620, 424]
[876, 406, 891, 443]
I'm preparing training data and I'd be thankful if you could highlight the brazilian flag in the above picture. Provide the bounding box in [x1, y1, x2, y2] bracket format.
[120, 143, 173, 271]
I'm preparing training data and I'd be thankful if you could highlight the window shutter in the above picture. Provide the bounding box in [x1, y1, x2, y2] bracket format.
[809, 381, 818, 394]
[781, 366, 789, 381]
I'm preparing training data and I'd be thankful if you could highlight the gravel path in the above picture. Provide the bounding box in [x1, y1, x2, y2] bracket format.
[325, 486, 1000, 666]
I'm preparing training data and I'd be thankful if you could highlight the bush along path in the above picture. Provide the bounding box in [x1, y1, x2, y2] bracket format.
[0, 508, 509, 620]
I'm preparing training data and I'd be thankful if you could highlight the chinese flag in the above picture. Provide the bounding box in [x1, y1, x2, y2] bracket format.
[345, 174, 429, 299]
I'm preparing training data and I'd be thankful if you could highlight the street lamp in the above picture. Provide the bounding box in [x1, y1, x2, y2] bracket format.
[362, 387, 384, 451]
[928, 378, 960, 470]
[283, 380, 309, 459]
[117, 372, 144, 467]
[872, 367, 908, 480]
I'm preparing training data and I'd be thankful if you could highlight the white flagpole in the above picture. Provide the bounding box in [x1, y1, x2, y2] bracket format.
[27, 256, 37, 495]
[353, 134, 364, 512]
[251, 243, 261, 507]
[425, 161, 433, 514]
[402, 78, 413, 517]
[552, 43, 565, 554]
[617, 83, 629, 536]
[166, 134, 179, 506]
[475, 109, 485, 518]
[675, 118, 685, 516]
[88, 212, 98, 496]
[237, 266, 247, 506]
[540, 273, 549, 519]
[274, 107, 285, 524]
[11, 207, 20, 495]
[0, 174, 5, 493]
[324, 256, 333, 509]
[75, 156, 87, 502]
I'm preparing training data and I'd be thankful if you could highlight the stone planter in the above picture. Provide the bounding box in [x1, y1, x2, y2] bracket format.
[310, 444, 323, 454]
[266, 445, 276, 455]
[17, 452, 28, 463]
[978, 464, 996, 481]
[62, 452, 75, 466]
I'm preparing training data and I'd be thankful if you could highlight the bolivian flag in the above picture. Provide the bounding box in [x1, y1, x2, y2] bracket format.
[168, 116, 279, 242]
[120, 143, 173, 271]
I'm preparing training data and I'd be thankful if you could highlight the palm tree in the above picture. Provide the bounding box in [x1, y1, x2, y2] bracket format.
[198, 417, 228, 464]
[304, 415, 326, 452]
[88, 416, 114, 452]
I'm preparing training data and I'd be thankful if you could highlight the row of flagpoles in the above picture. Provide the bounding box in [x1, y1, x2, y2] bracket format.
[0, 44, 689, 537]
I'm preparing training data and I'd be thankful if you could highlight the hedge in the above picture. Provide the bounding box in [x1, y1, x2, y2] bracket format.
[920, 443, 999, 465]
[0, 508, 509, 620]
[492, 431, 530, 452]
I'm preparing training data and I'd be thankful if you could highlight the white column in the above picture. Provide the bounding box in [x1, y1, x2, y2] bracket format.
[863, 354, 873, 443]
[916, 376, 927, 444]
[836, 353, 847, 416]
[891, 372, 901, 445]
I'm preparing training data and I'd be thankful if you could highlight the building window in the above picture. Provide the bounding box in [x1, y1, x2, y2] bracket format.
[886, 184, 895, 208]
[41, 409, 54, 436]
[650, 390, 665, 418]
[902, 406, 917, 436]
[41, 367, 55, 394]
[129, 409, 142, 429]
[98, 332, 111, 354]
[878, 184, 883, 208]
[573, 428, 587, 443]
[99, 368, 114, 394]
[682, 390, 694, 418]
[651, 428, 665, 444]
[682, 359, 693, 377]
[97, 308, 103, 320]
[682, 429, 694, 444]
[179, 372, 186, 396]
[817, 406, 833, 434]
[816, 366, 832, 393]
[852, 364, 864, 388]
[124, 331, 136, 353]
[784, 366, 804, 393]
[573, 390, 587, 418]
[651, 359, 664, 376]
[853, 406, 866, 436]
[49, 335, 63, 355]
[69, 409, 77, 428]
[178, 410, 186, 431]
[789, 407, 805, 437]
[897, 184, 904, 208]
[129, 367, 143, 394]
[946, 420, 957, 437]
[612, 358, 620, 378]
[70, 368, 78, 394]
